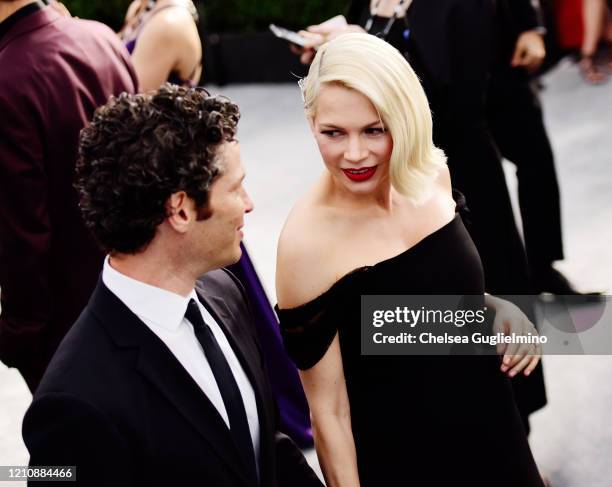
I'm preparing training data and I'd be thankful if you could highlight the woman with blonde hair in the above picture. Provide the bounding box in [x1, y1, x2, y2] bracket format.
[276, 33, 544, 486]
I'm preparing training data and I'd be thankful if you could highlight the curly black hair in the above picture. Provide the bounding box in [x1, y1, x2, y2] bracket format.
[75, 83, 240, 254]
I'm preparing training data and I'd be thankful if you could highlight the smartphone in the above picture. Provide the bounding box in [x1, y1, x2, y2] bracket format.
[269, 24, 309, 47]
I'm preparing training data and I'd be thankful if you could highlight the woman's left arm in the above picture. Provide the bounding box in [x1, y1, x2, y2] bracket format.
[484, 294, 542, 377]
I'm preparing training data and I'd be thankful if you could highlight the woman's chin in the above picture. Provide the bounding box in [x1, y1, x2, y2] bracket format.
[338, 173, 384, 195]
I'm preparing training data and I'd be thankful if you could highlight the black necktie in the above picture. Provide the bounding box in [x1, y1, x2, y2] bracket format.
[185, 298, 258, 483]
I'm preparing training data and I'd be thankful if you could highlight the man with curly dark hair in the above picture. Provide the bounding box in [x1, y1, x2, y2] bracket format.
[75, 84, 240, 256]
[22, 84, 323, 487]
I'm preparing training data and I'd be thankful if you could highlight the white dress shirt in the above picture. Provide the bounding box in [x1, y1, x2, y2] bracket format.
[102, 257, 260, 470]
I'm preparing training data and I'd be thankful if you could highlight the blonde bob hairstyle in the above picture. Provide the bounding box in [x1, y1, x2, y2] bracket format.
[300, 33, 446, 204]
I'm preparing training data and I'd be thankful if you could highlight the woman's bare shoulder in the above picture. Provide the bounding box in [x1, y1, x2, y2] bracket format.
[427, 164, 454, 214]
[141, 3, 197, 42]
[276, 195, 341, 309]
[436, 164, 452, 193]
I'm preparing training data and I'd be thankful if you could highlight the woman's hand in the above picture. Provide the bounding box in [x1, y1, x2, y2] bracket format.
[484, 295, 542, 378]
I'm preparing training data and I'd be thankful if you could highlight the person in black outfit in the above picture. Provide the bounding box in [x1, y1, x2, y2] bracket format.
[22, 85, 323, 487]
[490, 0, 581, 295]
[277, 33, 543, 486]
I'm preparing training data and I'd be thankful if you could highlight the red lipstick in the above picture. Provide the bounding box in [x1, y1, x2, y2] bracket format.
[342, 166, 377, 182]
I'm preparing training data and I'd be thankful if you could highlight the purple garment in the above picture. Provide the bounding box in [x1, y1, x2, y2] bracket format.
[0, 6, 138, 392]
[125, 37, 136, 54]
[228, 243, 313, 448]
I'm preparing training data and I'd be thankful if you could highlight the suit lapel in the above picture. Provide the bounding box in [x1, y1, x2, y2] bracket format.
[136, 343, 253, 486]
[196, 290, 263, 390]
[195, 287, 276, 485]
[91, 281, 251, 486]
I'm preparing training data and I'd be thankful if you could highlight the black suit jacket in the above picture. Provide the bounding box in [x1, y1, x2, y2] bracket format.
[0, 5, 138, 391]
[23, 269, 322, 487]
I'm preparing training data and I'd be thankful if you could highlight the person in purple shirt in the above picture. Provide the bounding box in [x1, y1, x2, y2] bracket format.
[0, 0, 138, 392]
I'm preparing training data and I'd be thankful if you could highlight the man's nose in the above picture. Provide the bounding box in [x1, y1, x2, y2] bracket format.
[243, 190, 254, 214]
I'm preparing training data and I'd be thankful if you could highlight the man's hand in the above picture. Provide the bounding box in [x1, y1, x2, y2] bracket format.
[485, 295, 542, 378]
[511, 30, 546, 72]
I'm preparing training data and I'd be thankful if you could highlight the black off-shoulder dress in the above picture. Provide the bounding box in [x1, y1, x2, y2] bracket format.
[277, 196, 544, 486]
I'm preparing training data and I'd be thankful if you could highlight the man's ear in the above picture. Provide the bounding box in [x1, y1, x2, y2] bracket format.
[166, 191, 195, 233]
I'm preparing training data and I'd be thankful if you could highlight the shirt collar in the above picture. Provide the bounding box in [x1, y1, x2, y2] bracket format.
[0, 1, 44, 42]
[102, 256, 199, 332]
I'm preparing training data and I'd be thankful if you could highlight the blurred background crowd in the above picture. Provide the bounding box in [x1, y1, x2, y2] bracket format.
[53, 0, 612, 84]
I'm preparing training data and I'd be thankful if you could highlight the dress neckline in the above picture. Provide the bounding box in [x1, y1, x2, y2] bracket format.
[277, 211, 462, 313]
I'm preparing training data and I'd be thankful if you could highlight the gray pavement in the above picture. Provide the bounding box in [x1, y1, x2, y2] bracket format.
[1, 58, 611, 485]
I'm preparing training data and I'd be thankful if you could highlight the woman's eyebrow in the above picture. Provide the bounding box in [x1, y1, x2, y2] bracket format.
[318, 120, 382, 129]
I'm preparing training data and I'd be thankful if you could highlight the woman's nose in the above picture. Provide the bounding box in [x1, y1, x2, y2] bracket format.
[344, 135, 368, 163]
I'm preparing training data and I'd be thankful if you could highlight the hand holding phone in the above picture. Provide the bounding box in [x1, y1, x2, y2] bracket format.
[269, 24, 310, 47]
[273, 16, 355, 64]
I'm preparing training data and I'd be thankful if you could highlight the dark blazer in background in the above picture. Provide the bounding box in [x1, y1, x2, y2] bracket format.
[23, 269, 323, 487]
[0, 5, 138, 391]
[488, 0, 553, 425]
[489, 0, 563, 272]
